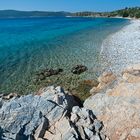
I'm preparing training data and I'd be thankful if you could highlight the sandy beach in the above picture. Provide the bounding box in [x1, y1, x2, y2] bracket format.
[100, 19, 140, 74]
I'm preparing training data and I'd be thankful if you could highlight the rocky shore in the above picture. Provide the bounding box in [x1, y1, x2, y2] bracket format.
[0, 64, 140, 140]
[0, 86, 106, 140]
[0, 19, 140, 140]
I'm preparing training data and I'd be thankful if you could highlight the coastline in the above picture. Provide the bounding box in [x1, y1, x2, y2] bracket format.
[0, 17, 140, 140]
[100, 19, 140, 74]
[0, 17, 128, 95]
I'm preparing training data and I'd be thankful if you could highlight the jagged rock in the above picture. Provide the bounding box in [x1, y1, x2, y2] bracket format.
[0, 86, 77, 140]
[71, 65, 88, 74]
[34, 117, 48, 139]
[37, 86, 78, 111]
[70, 106, 105, 140]
[70, 114, 79, 123]
[84, 65, 140, 140]
[44, 116, 79, 140]
[72, 106, 81, 114]
[44, 106, 105, 140]
[84, 127, 93, 138]
[0, 95, 61, 140]
[93, 119, 102, 133]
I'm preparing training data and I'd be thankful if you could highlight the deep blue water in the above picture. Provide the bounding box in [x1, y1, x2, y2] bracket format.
[0, 17, 129, 93]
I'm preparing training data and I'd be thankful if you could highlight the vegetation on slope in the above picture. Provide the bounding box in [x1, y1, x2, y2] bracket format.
[73, 7, 140, 18]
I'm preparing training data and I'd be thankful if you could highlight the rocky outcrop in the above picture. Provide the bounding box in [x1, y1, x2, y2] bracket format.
[84, 64, 140, 140]
[1, 65, 139, 140]
[0, 86, 105, 140]
[0, 86, 78, 140]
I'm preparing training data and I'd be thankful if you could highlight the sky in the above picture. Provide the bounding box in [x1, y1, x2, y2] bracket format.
[0, 0, 140, 12]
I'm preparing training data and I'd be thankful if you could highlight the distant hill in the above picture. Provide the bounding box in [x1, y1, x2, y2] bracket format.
[73, 7, 140, 18]
[0, 10, 71, 18]
[0, 7, 140, 18]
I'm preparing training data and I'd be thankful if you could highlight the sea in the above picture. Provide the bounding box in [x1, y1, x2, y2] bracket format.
[0, 17, 129, 94]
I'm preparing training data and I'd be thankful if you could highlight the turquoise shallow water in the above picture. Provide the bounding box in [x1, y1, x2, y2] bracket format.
[0, 17, 129, 94]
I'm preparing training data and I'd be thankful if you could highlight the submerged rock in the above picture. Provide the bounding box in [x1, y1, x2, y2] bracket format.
[36, 68, 63, 81]
[71, 65, 88, 74]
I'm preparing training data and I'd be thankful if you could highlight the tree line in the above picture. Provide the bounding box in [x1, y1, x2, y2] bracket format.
[73, 7, 140, 18]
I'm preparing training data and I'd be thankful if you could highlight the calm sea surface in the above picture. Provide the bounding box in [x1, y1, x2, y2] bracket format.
[0, 17, 129, 94]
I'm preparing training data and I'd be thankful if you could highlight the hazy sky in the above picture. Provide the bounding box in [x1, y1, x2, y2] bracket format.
[0, 0, 140, 12]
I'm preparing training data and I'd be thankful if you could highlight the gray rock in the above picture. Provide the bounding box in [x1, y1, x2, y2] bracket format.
[0, 86, 106, 140]
[69, 106, 104, 140]
[72, 106, 81, 114]
[0, 96, 52, 139]
[34, 117, 48, 139]
[93, 119, 102, 132]
[40, 86, 78, 110]
[90, 134, 101, 140]
[77, 126, 86, 139]
[70, 113, 79, 123]
[0, 86, 77, 140]
[84, 127, 94, 138]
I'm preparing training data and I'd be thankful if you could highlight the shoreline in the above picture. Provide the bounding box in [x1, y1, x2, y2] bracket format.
[70, 15, 136, 20]
[100, 19, 140, 74]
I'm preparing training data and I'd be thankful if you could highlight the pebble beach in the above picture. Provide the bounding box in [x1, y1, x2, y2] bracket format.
[101, 19, 140, 74]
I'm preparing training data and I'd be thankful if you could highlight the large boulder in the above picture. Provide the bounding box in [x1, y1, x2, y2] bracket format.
[84, 94, 140, 140]
[84, 65, 140, 140]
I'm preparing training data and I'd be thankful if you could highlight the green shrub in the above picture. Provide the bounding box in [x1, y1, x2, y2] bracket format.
[135, 12, 140, 18]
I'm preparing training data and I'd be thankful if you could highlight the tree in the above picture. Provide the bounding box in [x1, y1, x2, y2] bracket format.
[135, 12, 140, 18]
[122, 11, 129, 17]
